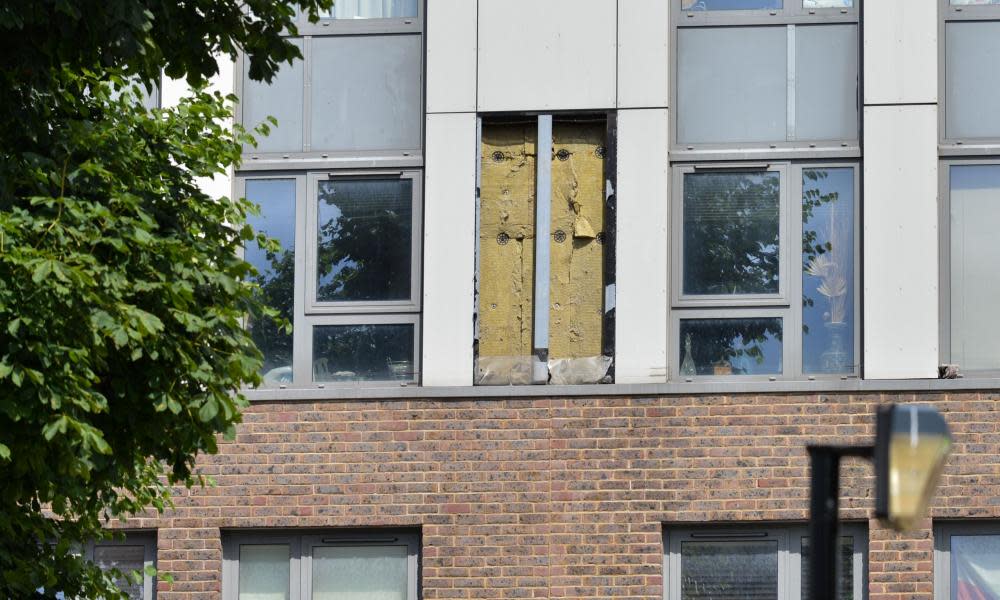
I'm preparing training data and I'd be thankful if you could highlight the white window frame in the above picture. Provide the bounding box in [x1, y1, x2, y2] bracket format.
[664, 524, 867, 600]
[669, 162, 861, 382]
[222, 530, 420, 600]
[86, 532, 157, 600]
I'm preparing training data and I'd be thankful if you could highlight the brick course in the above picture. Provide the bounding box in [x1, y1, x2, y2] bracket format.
[121, 391, 1000, 600]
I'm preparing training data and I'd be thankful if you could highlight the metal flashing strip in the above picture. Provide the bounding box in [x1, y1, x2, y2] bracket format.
[243, 377, 1000, 403]
[533, 115, 553, 358]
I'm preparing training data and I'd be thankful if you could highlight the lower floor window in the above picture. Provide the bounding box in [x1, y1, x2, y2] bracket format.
[87, 533, 157, 600]
[665, 525, 866, 600]
[935, 522, 1000, 600]
[223, 530, 419, 600]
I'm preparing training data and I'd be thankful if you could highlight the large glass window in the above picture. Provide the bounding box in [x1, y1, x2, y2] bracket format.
[223, 531, 418, 600]
[241, 172, 421, 388]
[672, 0, 859, 154]
[941, 163, 1000, 373]
[942, 0, 1000, 144]
[672, 164, 858, 380]
[666, 526, 866, 600]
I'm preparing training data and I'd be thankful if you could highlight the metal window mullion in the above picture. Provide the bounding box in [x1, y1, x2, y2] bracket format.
[303, 37, 313, 153]
[293, 173, 311, 385]
[532, 115, 553, 375]
[787, 25, 797, 142]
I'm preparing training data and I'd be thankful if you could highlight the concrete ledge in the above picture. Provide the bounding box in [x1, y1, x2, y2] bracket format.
[243, 378, 1000, 402]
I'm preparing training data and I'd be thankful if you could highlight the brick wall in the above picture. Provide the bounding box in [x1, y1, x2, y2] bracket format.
[123, 391, 1000, 600]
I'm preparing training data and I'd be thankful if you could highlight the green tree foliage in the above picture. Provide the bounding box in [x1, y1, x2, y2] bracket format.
[0, 1, 330, 597]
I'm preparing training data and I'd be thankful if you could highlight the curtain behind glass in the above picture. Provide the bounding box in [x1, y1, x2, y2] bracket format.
[951, 536, 1000, 600]
[312, 545, 408, 600]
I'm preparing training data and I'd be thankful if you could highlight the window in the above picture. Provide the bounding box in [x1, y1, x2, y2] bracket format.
[935, 522, 1000, 600]
[665, 525, 867, 600]
[238, 3, 423, 389]
[475, 115, 616, 386]
[940, 163, 1000, 374]
[87, 533, 157, 600]
[942, 0, 1000, 145]
[242, 172, 422, 387]
[239, 2, 423, 162]
[222, 531, 419, 600]
[671, 164, 859, 380]
[672, 0, 859, 157]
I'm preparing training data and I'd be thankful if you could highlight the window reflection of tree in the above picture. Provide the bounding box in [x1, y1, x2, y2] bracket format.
[316, 181, 411, 302]
[682, 319, 782, 376]
[313, 325, 413, 381]
[249, 246, 295, 382]
[684, 172, 781, 296]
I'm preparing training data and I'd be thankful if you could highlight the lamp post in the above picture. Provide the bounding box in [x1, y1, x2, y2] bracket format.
[808, 404, 952, 600]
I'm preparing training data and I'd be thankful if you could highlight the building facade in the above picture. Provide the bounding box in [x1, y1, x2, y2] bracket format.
[106, 1, 1000, 599]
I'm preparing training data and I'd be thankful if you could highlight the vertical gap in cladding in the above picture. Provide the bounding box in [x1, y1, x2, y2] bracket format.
[787, 25, 796, 142]
[533, 115, 553, 354]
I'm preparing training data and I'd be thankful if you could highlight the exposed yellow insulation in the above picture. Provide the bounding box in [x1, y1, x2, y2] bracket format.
[548, 122, 606, 360]
[478, 123, 537, 360]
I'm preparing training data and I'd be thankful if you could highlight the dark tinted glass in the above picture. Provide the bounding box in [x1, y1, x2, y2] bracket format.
[313, 324, 415, 382]
[679, 318, 783, 377]
[681, 540, 779, 600]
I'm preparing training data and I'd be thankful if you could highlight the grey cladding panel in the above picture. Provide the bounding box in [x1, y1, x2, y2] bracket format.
[242, 39, 305, 153]
[677, 26, 787, 144]
[311, 34, 422, 152]
[795, 24, 858, 142]
[947, 21, 1000, 140]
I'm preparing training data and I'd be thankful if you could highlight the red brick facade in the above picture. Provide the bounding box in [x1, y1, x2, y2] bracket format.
[123, 391, 1000, 600]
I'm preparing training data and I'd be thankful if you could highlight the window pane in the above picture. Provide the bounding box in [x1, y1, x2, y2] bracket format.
[242, 39, 304, 153]
[317, 0, 418, 18]
[951, 0, 1000, 4]
[951, 535, 1000, 599]
[950, 166, 1000, 370]
[316, 179, 413, 302]
[795, 25, 858, 141]
[682, 0, 782, 9]
[803, 0, 853, 6]
[683, 172, 781, 296]
[239, 545, 290, 600]
[679, 318, 783, 376]
[680, 540, 779, 600]
[802, 168, 855, 375]
[313, 324, 415, 382]
[947, 22, 1000, 139]
[677, 27, 786, 144]
[94, 545, 145, 600]
[246, 180, 296, 385]
[800, 537, 855, 600]
[311, 35, 422, 152]
[312, 545, 408, 600]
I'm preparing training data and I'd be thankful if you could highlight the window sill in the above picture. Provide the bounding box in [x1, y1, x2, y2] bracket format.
[241, 376, 1000, 402]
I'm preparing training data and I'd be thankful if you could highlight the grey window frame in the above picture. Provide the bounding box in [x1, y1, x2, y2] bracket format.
[305, 170, 423, 315]
[934, 521, 1000, 600]
[222, 530, 420, 600]
[237, 172, 422, 388]
[670, 2, 861, 161]
[664, 524, 868, 600]
[669, 162, 861, 382]
[86, 532, 157, 600]
[938, 159, 1000, 378]
[939, 0, 1000, 155]
[235, 7, 425, 172]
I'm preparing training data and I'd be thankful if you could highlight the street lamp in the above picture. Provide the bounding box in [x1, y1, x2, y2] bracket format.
[808, 404, 952, 600]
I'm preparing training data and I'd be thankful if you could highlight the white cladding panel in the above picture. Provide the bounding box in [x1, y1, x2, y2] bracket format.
[864, 0, 937, 105]
[477, 0, 617, 112]
[422, 113, 478, 386]
[426, 0, 477, 113]
[615, 109, 669, 384]
[863, 105, 939, 379]
[618, 0, 669, 109]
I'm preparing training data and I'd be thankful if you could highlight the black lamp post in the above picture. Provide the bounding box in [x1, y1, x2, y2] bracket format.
[807, 404, 952, 600]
